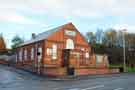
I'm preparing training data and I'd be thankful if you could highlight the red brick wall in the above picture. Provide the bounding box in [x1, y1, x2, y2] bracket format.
[75, 68, 119, 76]
[42, 67, 67, 77]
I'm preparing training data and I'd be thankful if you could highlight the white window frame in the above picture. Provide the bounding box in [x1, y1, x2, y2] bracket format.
[38, 47, 42, 62]
[31, 48, 34, 60]
[85, 52, 89, 59]
[24, 49, 27, 60]
[52, 44, 57, 60]
[47, 48, 52, 56]
[16, 53, 18, 62]
[19, 50, 22, 61]
[66, 39, 74, 49]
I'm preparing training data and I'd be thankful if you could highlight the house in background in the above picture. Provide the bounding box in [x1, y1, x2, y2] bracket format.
[0, 34, 6, 52]
[0, 34, 9, 64]
[16, 23, 116, 76]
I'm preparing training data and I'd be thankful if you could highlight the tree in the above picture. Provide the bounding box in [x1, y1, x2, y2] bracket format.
[125, 33, 135, 48]
[95, 28, 103, 44]
[116, 31, 123, 47]
[11, 35, 24, 49]
[86, 32, 96, 45]
[102, 29, 117, 47]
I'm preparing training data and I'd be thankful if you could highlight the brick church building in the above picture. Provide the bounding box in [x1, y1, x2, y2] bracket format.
[16, 23, 114, 76]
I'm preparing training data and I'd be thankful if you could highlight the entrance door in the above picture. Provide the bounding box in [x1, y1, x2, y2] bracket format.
[62, 49, 75, 75]
[62, 49, 70, 67]
[37, 47, 42, 74]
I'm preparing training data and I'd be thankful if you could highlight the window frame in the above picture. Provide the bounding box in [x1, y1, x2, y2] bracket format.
[19, 50, 22, 61]
[24, 49, 27, 61]
[52, 44, 57, 60]
[66, 39, 74, 49]
[31, 48, 34, 61]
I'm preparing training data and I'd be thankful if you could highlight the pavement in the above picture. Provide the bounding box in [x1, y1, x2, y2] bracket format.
[0, 65, 135, 90]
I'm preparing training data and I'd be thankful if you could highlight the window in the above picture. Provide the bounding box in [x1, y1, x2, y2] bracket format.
[31, 48, 34, 60]
[24, 49, 27, 60]
[85, 52, 89, 59]
[76, 52, 80, 60]
[16, 53, 17, 62]
[19, 50, 22, 61]
[38, 47, 42, 61]
[81, 48, 85, 51]
[52, 44, 57, 60]
[47, 48, 52, 55]
[66, 39, 74, 49]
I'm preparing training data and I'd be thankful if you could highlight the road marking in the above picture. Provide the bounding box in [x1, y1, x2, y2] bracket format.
[70, 82, 101, 88]
[68, 88, 80, 90]
[55, 82, 101, 90]
[114, 88, 124, 90]
[17, 77, 24, 80]
[80, 85, 104, 90]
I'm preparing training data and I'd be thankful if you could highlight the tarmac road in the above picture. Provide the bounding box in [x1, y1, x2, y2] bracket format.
[0, 65, 135, 90]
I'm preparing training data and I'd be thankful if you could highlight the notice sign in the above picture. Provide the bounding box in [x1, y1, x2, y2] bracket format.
[65, 30, 76, 37]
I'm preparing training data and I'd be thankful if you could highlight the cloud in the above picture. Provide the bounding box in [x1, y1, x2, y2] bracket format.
[0, 0, 135, 28]
[113, 24, 135, 32]
[25, 0, 135, 17]
[1, 0, 135, 48]
[1, 0, 135, 18]
[0, 9, 48, 26]
[0, 11, 34, 24]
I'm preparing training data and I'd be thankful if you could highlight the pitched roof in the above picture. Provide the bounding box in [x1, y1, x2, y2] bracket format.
[19, 25, 62, 46]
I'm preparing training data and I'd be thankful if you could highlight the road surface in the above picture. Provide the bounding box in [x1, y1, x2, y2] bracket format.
[0, 65, 135, 90]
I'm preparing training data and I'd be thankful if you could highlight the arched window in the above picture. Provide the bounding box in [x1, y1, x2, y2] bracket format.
[66, 39, 74, 49]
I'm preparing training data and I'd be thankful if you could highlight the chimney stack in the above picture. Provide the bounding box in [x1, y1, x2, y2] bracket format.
[32, 33, 36, 39]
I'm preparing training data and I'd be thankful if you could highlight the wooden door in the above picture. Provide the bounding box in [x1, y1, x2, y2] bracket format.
[62, 49, 70, 67]
[31, 44, 41, 74]
[36, 47, 42, 74]
[62, 49, 75, 75]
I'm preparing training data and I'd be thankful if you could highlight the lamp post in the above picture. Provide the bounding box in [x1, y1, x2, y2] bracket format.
[121, 29, 127, 72]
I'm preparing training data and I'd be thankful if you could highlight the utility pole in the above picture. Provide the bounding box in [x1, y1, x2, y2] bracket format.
[122, 29, 127, 72]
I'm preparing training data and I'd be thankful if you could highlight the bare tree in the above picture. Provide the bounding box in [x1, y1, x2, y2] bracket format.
[86, 32, 96, 45]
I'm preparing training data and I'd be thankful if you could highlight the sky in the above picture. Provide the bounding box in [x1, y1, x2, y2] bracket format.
[0, 0, 135, 48]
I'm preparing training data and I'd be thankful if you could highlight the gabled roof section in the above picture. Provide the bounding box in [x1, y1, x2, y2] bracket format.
[19, 25, 62, 46]
[19, 22, 72, 46]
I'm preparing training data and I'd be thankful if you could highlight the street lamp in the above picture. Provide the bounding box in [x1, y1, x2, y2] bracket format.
[121, 29, 127, 72]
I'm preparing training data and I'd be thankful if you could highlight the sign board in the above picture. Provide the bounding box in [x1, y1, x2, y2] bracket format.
[65, 30, 76, 37]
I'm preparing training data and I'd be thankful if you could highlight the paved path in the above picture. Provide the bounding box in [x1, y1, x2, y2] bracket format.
[0, 65, 135, 90]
